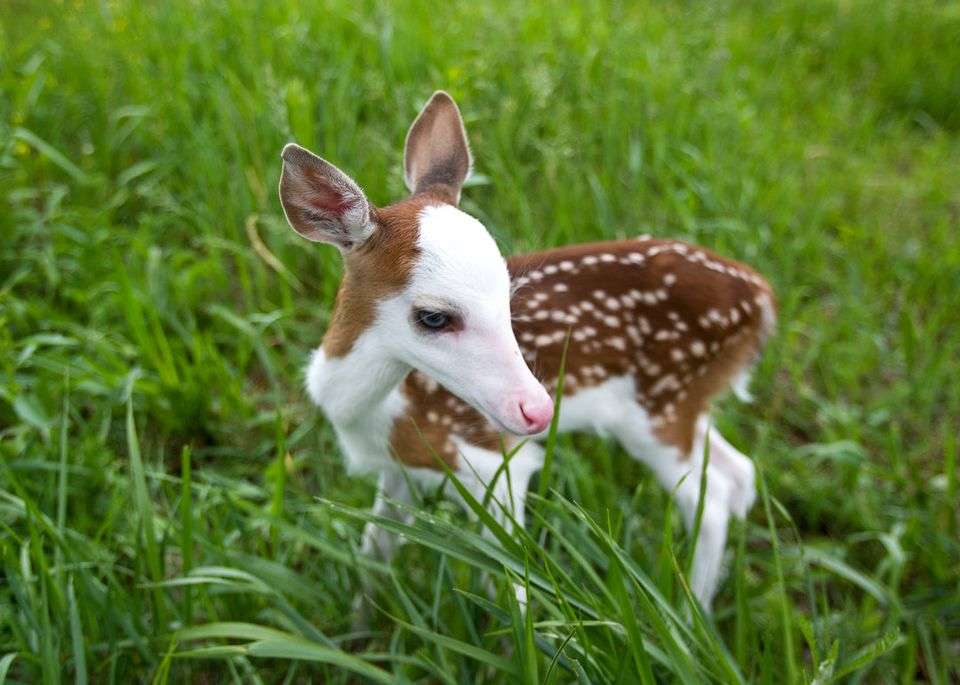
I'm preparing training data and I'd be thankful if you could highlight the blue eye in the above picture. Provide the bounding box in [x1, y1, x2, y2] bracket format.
[416, 309, 452, 331]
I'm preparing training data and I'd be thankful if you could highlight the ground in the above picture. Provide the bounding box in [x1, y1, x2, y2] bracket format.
[1, 0, 958, 682]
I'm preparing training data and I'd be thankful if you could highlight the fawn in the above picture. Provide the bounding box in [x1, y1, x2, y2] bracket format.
[279, 91, 775, 610]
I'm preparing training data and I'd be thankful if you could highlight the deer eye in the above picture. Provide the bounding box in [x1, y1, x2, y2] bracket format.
[414, 309, 455, 332]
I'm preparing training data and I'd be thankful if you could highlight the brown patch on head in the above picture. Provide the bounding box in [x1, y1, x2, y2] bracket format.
[321, 195, 451, 357]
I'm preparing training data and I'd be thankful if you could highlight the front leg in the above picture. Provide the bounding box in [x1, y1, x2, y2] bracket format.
[353, 470, 414, 632]
[454, 441, 544, 608]
[360, 470, 414, 561]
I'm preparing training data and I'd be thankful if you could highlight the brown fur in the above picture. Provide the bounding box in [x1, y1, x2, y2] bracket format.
[321, 195, 442, 357]
[390, 372, 508, 469]
[388, 237, 775, 467]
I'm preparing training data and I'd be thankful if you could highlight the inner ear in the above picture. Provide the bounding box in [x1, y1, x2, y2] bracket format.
[279, 143, 375, 251]
[403, 91, 472, 204]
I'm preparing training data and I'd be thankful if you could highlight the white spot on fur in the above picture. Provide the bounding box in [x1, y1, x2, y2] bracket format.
[605, 337, 626, 351]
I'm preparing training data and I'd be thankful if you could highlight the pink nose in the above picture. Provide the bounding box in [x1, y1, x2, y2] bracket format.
[519, 398, 554, 434]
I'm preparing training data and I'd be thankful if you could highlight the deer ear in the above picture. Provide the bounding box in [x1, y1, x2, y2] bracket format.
[403, 91, 472, 205]
[279, 143, 375, 251]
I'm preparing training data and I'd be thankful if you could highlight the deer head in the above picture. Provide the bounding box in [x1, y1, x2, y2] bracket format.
[279, 92, 554, 435]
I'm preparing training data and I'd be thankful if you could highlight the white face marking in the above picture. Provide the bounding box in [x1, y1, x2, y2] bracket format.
[377, 204, 552, 435]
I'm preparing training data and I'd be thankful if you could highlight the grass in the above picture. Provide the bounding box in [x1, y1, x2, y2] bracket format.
[1, 0, 959, 681]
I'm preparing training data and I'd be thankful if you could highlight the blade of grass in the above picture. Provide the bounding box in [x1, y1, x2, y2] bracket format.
[757, 461, 797, 683]
[127, 400, 165, 630]
[55, 375, 69, 590]
[67, 576, 88, 685]
[180, 446, 193, 624]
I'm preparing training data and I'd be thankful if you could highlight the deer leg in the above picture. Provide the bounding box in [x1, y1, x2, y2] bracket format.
[694, 418, 757, 520]
[612, 406, 733, 611]
[352, 470, 414, 630]
[674, 463, 733, 610]
[360, 470, 414, 561]
[453, 441, 543, 607]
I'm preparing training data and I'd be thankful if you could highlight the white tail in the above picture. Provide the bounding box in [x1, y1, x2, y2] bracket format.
[279, 91, 775, 612]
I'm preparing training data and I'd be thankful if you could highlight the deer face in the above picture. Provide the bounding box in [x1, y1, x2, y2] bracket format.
[279, 92, 553, 435]
[382, 203, 553, 434]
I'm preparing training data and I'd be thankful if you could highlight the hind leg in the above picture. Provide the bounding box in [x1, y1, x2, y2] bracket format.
[612, 407, 734, 611]
[694, 418, 756, 519]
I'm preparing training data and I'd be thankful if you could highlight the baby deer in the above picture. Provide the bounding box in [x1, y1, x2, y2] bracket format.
[279, 91, 775, 610]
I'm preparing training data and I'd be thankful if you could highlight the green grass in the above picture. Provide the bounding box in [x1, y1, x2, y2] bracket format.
[2, 0, 959, 681]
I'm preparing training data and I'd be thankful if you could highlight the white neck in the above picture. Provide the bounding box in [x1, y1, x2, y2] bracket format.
[306, 333, 409, 429]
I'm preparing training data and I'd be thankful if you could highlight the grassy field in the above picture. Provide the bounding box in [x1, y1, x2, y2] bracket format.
[2, 0, 959, 681]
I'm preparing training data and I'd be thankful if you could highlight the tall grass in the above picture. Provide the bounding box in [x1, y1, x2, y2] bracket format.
[2, 0, 959, 681]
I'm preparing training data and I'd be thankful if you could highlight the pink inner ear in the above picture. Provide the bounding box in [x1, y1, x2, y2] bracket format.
[303, 168, 356, 216]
